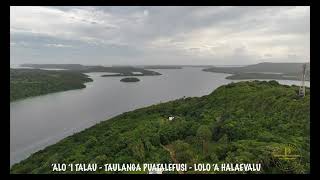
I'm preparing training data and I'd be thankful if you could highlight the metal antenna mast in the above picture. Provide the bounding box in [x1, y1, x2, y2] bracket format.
[299, 63, 307, 97]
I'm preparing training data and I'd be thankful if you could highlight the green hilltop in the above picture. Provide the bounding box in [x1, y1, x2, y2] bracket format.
[10, 81, 310, 174]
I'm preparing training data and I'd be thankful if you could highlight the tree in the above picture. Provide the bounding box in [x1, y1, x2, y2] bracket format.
[173, 140, 194, 163]
[209, 152, 219, 162]
[196, 125, 212, 156]
[128, 139, 145, 161]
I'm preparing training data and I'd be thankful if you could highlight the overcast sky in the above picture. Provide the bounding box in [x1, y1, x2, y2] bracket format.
[10, 6, 310, 65]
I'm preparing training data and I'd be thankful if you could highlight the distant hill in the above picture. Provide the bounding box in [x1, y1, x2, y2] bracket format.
[11, 81, 310, 174]
[203, 62, 310, 81]
[21, 64, 87, 70]
[143, 65, 182, 69]
[20, 64, 162, 76]
[139, 65, 214, 69]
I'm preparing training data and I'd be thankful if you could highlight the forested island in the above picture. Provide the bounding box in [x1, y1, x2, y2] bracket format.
[10, 81, 310, 174]
[10, 69, 92, 102]
[203, 62, 310, 81]
[120, 77, 140, 82]
[21, 64, 161, 76]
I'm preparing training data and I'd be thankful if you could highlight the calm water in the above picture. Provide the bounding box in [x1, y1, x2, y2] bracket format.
[10, 67, 309, 166]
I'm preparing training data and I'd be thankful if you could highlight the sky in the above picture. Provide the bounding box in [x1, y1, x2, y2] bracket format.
[10, 6, 310, 66]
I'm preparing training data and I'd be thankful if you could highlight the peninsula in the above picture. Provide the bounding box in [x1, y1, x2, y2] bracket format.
[203, 62, 310, 81]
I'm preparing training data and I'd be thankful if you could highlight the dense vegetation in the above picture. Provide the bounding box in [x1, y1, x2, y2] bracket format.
[225, 73, 304, 80]
[120, 77, 140, 82]
[10, 81, 310, 174]
[203, 62, 310, 81]
[10, 69, 92, 102]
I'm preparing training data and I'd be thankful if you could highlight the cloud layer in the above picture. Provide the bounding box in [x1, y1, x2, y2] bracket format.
[10, 6, 310, 65]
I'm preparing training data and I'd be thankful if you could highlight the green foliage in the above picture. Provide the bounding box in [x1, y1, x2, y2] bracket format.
[10, 81, 310, 174]
[172, 140, 194, 163]
[10, 69, 92, 101]
[196, 125, 212, 142]
[196, 125, 212, 155]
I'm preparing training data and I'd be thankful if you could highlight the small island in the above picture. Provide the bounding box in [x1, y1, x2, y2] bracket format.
[120, 77, 140, 82]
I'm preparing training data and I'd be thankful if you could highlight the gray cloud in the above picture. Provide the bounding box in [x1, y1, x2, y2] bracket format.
[10, 6, 310, 65]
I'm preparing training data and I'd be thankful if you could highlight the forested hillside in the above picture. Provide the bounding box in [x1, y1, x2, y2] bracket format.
[11, 81, 310, 174]
[10, 69, 93, 101]
[203, 62, 310, 81]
